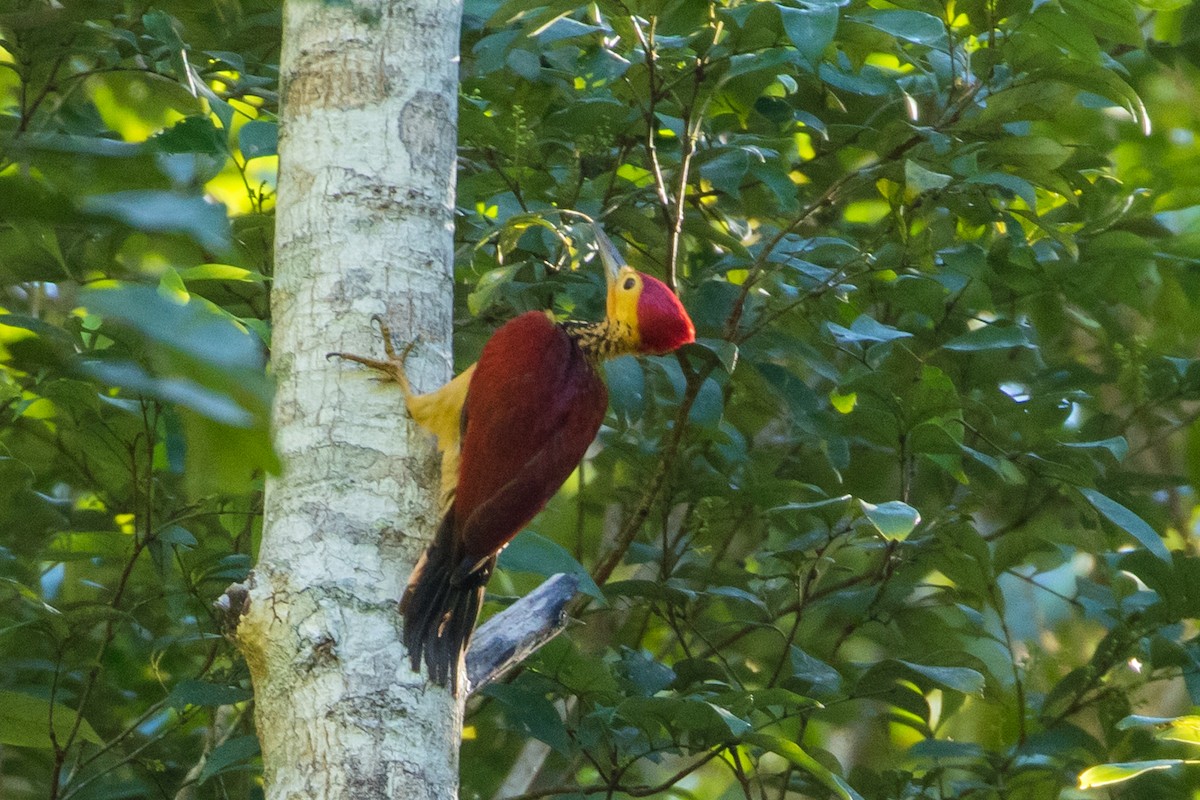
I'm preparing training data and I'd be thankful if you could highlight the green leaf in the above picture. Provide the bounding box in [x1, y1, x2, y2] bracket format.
[690, 337, 739, 374]
[467, 264, 521, 315]
[1079, 487, 1171, 562]
[176, 264, 268, 283]
[745, 732, 864, 800]
[1062, 437, 1128, 462]
[908, 739, 987, 763]
[905, 160, 952, 193]
[157, 524, 198, 548]
[851, 9, 946, 46]
[619, 648, 675, 696]
[79, 191, 231, 252]
[818, 62, 894, 96]
[1026, 6, 1103, 63]
[859, 499, 921, 540]
[0, 690, 103, 749]
[617, 695, 747, 742]
[770, 495, 853, 515]
[82, 360, 255, 426]
[744, 687, 822, 713]
[944, 323, 1034, 351]
[45, 532, 126, 561]
[142, 10, 191, 82]
[604, 357, 645, 420]
[964, 172, 1038, 209]
[605, 579, 696, 606]
[1061, 0, 1142, 46]
[484, 684, 571, 755]
[688, 377, 724, 428]
[698, 148, 750, 198]
[1117, 714, 1200, 745]
[198, 735, 260, 784]
[986, 136, 1073, 171]
[498, 531, 604, 599]
[149, 115, 227, 157]
[534, 17, 602, 45]
[707, 703, 752, 736]
[0, 313, 77, 363]
[961, 445, 1026, 485]
[143, 10, 186, 52]
[778, 5, 839, 67]
[1054, 62, 1150, 135]
[82, 284, 266, 380]
[167, 679, 252, 709]
[81, 284, 278, 493]
[895, 661, 985, 694]
[707, 585, 769, 616]
[238, 120, 278, 160]
[1117, 714, 1179, 730]
[1157, 717, 1200, 745]
[1078, 760, 1183, 789]
[727, 48, 799, 80]
[827, 315, 913, 344]
[859, 660, 985, 696]
[789, 646, 843, 698]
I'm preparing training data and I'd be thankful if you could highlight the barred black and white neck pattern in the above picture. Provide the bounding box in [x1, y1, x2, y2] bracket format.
[562, 318, 635, 361]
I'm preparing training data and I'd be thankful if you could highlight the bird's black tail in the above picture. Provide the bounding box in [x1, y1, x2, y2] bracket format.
[400, 509, 495, 694]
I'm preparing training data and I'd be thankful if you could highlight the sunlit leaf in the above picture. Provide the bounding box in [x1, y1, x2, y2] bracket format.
[859, 499, 921, 540]
[1117, 714, 1200, 745]
[746, 733, 864, 800]
[1078, 760, 1182, 789]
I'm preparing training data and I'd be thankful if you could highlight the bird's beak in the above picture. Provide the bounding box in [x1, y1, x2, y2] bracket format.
[592, 224, 626, 291]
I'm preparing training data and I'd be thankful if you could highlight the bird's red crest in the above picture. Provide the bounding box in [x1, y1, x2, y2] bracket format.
[636, 274, 695, 354]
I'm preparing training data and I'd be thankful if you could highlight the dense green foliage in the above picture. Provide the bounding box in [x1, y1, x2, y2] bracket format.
[4, 0, 1200, 798]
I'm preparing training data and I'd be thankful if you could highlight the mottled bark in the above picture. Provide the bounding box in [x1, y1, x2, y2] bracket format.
[467, 573, 579, 691]
[234, 1, 464, 798]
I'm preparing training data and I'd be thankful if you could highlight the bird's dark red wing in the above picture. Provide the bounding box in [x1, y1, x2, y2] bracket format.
[454, 312, 608, 560]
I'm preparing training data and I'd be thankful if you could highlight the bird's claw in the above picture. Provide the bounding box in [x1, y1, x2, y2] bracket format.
[369, 315, 422, 363]
[328, 315, 420, 394]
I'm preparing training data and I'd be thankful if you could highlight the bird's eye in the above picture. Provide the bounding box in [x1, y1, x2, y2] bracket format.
[623, 277, 636, 290]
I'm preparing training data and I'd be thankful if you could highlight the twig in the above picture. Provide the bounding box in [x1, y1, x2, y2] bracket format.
[586, 356, 713, 591]
[505, 746, 725, 800]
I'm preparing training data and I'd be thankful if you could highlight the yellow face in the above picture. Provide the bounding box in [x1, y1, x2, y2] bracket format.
[607, 265, 643, 349]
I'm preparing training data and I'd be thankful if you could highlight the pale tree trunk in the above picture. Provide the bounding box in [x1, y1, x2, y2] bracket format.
[232, 1, 464, 798]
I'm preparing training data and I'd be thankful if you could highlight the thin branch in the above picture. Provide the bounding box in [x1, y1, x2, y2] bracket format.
[505, 747, 725, 800]
[585, 355, 712, 592]
[629, 16, 672, 212]
[990, 582, 1027, 745]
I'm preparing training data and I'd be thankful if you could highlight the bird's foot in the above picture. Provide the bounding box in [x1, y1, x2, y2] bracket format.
[327, 315, 419, 395]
